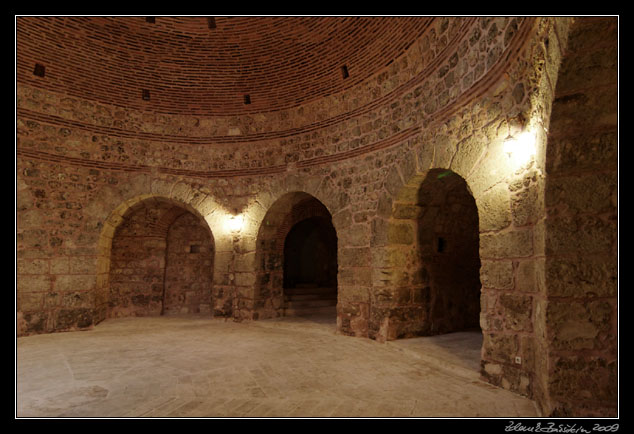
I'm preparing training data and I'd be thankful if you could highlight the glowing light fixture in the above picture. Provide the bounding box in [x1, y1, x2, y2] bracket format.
[503, 130, 536, 166]
[225, 214, 244, 233]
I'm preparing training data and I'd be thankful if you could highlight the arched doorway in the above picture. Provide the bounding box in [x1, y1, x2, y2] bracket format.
[107, 197, 214, 318]
[283, 215, 338, 317]
[254, 192, 338, 320]
[416, 169, 481, 335]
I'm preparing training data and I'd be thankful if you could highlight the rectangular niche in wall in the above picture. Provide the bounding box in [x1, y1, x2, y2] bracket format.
[437, 237, 447, 253]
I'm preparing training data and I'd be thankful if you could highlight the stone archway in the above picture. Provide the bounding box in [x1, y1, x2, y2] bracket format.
[100, 196, 215, 319]
[283, 215, 338, 317]
[371, 168, 481, 342]
[415, 169, 481, 335]
[254, 192, 338, 320]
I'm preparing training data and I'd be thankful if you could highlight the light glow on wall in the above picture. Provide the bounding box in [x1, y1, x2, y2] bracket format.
[224, 214, 245, 233]
[503, 130, 537, 167]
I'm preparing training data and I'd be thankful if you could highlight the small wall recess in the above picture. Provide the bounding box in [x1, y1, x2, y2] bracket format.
[437, 237, 446, 253]
[33, 63, 45, 77]
[207, 17, 217, 29]
[146, 17, 156, 24]
[341, 65, 349, 79]
[244, 94, 251, 105]
[142, 89, 150, 101]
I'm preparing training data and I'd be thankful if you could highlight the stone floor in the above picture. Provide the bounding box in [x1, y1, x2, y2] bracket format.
[16, 314, 539, 418]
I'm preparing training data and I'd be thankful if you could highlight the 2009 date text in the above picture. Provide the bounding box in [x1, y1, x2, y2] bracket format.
[505, 422, 619, 433]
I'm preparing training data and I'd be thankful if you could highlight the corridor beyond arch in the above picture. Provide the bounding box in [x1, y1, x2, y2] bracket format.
[416, 168, 481, 335]
[254, 192, 338, 320]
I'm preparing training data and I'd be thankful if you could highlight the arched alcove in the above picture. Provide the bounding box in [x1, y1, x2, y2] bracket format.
[416, 169, 481, 335]
[283, 215, 338, 317]
[376, 168, 482, 342]
[163, 212, 215, 315]
[105, 197, 215, 318]
[254, 192, 338, 320]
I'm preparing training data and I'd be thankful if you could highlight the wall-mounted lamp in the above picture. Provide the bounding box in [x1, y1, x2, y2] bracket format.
[503, 130, 536, 167]
[225, 214, 244, 233]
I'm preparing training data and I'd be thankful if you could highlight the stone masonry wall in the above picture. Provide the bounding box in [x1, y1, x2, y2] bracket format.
[108, 201, 178, 318]
[164, 212, 215, 315]
[541, 17, 618, 417]
[16, 17, 616, 417]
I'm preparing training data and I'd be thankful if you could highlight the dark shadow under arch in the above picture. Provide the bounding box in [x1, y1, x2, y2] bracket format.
[416, 169, 481, 335]
[254, 192, 338, 320]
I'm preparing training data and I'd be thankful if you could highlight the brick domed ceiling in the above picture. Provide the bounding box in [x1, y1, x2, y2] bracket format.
[16, 16, 433, 116]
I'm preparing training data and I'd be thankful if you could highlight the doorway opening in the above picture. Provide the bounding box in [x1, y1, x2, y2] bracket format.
[254, 192, 338, 321]
[283, 215, 338, 318]
[416, 169, 481, 335]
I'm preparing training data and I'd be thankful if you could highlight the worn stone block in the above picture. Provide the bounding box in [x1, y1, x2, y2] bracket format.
[50, 257, 70, 274]
[331, 208, 352, 230]
[450, 134, 485, 178]
[338, 286, 370, 303]
[546, 131, 617, 174]
[17, 228, 48, 250]
[544, 256, 617, 298]
[234, 272, 256, 287]
[62, 290, 95, 308]
[499, 294, 533, 332]
[17, 291, 44, 311]
[480, 229, 533, 259]
[55, 275, 97, 293]
[547, 300, 614, 351]
[387, 222, 414, 245]
[339, 248, 371, 268]
[549, 356, 617, 404]
[545, 215, 616, 255]
[511, 185, 542, 226]
[480, 260, 514, 289]
[234, 252, 255, 272]
[17, 258, 49, 275]
[55, 307, 94, 329]
[373, 246, 415, 270]
[545, 172, 616, 215]
[516, 259, 537, 293]
[340, 223, 369, 247]
[370, 218, 388, 247]
[477, 183, 511, 232]
[483, 332, 519, 364]
[69, 256, 97, 274]
[17, 275, 52, 293]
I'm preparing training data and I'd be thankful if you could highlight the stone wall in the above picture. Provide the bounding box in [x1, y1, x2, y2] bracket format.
[164, 212, 215, 315]
[16, 16, 617, 416]
[108, 200, 178, 318]
[540, 17, 618, 418]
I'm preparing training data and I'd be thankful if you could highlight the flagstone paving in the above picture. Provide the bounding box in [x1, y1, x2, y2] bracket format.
[16, 315, 539, 418]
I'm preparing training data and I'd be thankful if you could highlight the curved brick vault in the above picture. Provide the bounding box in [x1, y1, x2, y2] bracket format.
[16, 16, 618, 417]
[16, 16, 433, 116]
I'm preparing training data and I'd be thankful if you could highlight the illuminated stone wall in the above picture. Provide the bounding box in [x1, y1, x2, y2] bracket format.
[539, 17, 618, 418]
[16, 17, 617, 416]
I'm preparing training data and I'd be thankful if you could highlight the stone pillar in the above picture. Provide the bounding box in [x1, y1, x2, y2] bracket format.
[541, 17, 618, 417]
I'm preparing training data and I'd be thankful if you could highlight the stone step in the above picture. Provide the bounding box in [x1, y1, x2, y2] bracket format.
[285, 299, 337, 309]
[284, 286, 337, 296]
[284, 293, 337, 301]
[284, 305, 337, 317]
